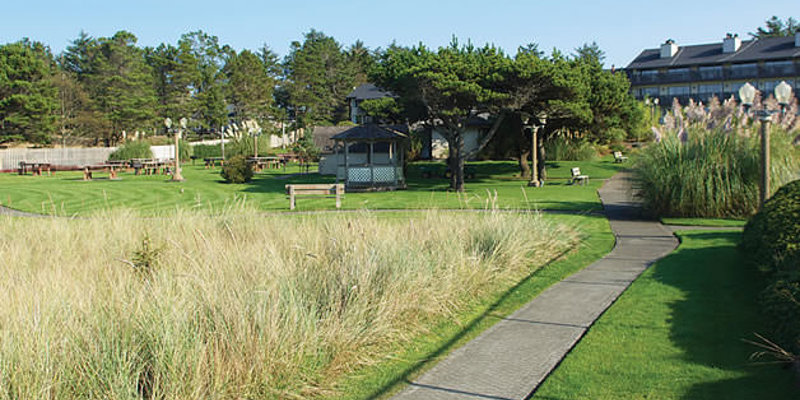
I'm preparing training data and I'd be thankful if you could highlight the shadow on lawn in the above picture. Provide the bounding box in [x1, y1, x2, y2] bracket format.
[652, 231, 796, 399]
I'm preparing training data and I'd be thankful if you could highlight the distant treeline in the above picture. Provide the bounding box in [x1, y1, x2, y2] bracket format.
[0, 29, 642, 147]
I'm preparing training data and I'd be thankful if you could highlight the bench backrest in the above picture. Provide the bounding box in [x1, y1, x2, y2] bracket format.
[614, 151, 623, 158]
[571, 167, 582, 177]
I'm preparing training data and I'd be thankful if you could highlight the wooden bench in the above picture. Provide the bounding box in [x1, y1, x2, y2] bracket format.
[285, 183, 344, 210]
[571, 167, 589, 185]
[613, 151, 629, 163]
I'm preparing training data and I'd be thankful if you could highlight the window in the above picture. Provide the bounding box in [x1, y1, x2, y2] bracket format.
[698, 84, 723, 101]
[665, 68, 690, 81]
[763, 60, 795, 76]
[729, 63, 758, 79]
[640, 69, 659, 83]
[667, 86, 690, 96]
[641, 87, 660, 98]
[698, 66, 722, 80]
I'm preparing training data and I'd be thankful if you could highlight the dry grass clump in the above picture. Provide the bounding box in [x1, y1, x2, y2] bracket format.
[0, 210, 575, 399]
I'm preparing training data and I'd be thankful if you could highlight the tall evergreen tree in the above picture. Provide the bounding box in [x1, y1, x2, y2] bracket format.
[145, 42, 200, 121]
[0, 40, 59, 144]
[283, 30, 359, 126]
[178, 31, 229, 130]
[223, 49, 276, 124]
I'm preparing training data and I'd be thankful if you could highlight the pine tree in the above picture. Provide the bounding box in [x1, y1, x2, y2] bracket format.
[0, 40, 59, 144]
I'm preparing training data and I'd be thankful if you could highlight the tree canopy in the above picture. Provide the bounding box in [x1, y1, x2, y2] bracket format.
[750, 16, 800, 38]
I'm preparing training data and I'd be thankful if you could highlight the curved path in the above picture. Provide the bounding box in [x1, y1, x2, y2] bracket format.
[391, 172, 680, 400]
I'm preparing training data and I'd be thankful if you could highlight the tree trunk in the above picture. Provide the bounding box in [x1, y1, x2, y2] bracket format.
[537, 135, 547, 181]
[519, 121, 531, 178]
[519, 148, 531, 178]
[450, 134, 466, 192]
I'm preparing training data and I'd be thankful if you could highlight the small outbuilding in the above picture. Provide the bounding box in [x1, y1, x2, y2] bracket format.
[331, 125, 408, 191]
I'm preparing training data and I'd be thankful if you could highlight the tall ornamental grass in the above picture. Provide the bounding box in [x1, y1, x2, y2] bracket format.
[635, 127, 800, 218]
[0, 210, 575, 399]
[635, 96, 800, 218]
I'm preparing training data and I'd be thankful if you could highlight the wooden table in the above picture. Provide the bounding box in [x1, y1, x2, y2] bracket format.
[247, 156, 281, 171]
[204, 157, 225, 169]
[83, 164, 122, 181]
[18, 162, 52, 176]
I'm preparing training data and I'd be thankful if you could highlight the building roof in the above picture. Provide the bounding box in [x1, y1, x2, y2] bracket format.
[331, 125, 408, 141]
[312, 126, 351, 153]
[626, 36, 800, 70]
[346, 83, 394, 100]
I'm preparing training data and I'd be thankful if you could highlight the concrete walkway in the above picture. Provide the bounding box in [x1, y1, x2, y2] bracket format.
[392, 172, 680, 400]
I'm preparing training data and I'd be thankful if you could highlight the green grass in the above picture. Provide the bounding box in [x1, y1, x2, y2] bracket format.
[0, 158, 625, 215]
[335, 213, 615, 399]
[661, 217, 747, 227]
[533, 230, 797, 400]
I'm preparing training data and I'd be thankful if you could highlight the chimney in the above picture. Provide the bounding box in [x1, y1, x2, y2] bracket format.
[722, 33, 741, 53]
[660, 39, 678, 58]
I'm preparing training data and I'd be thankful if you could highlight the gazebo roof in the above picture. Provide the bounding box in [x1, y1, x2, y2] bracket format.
[331, 125, 408, 141]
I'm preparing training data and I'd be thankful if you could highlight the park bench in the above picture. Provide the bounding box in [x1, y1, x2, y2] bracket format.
[83, 164, 122, 181]
[613, 151, 629, 163]
[571, 167, 589, 185]
[285, 183, 344, 210]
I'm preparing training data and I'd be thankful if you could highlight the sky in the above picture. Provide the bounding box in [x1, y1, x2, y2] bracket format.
[1, 0, 798, 68]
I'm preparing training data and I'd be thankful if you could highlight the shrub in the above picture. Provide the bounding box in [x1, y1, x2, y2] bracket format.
[742, 180, 800, 274]
[109, 141, 153, 161]
[192, 144, 222, 159]
[544, 140, 597, 161]
[742, 180, 800, 351]
[226, 136, 272, 158]
[634, 128, 800, 218]
[221, 155, 253, 183]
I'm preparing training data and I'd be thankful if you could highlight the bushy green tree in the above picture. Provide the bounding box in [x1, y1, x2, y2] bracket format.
[0, 40, 59, 144]
[283, 30, 365, 126]
[64, 31, 157, 145]
[224, 49, 277, 122]
[371, 40, 512, 191]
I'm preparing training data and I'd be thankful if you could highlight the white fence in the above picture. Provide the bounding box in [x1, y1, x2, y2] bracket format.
[0, 145, 179, 170]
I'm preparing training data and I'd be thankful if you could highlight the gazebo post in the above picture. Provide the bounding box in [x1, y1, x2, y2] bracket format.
[344, 140, 349, 187]
[369, 141, 375, 187]
[392, 141, 399, 186]
[334, 139, 340, 184]
[399, 140, 404, 185]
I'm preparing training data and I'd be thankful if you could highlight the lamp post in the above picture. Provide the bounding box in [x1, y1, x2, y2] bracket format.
[738, 81, 793, 207]
[528, 112, 547, 187]
[165, 117, 186, 182]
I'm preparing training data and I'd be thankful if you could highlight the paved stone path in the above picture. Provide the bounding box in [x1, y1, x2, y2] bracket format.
[0, 204, 40, 217]
[392, 172, 680, 400]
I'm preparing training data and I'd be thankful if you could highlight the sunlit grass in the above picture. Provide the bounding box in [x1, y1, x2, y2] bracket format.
[0, 209, 576, 399]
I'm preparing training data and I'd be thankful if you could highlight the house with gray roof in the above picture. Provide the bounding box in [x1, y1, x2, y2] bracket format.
[347, 83, 395, 124]
[626, 32, 800, 105]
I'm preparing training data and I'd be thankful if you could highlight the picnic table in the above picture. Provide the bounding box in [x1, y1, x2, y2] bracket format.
[247, 156, 282, 171]
[131, 159, 170, 175]
[83, 164, 122, 181]
[204, 157, 225, 169]
[18, 162, 52, 176]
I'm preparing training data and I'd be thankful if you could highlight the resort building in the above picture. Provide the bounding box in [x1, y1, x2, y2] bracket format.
[626, 32, 800, 105]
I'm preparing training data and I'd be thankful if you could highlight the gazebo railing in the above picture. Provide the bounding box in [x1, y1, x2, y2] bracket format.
[338, 164, 403, 186]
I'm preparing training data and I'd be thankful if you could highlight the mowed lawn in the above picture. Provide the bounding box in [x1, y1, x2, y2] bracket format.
[533, 230, 797, 400]
[0, 158, 625, 215]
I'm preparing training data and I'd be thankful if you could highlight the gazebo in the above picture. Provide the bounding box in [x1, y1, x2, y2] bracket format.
[332, 125, 408, 191]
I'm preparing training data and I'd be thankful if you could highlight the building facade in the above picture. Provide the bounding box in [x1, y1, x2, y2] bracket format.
[626, 33, 800, 105]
